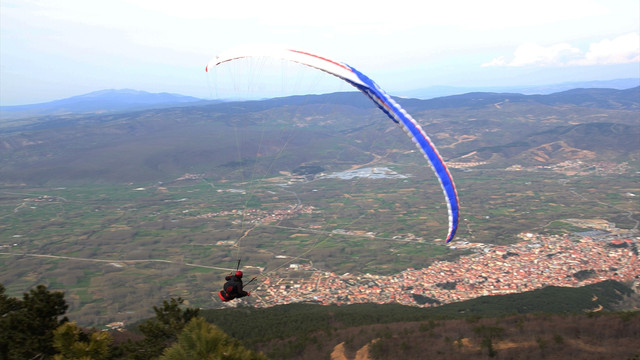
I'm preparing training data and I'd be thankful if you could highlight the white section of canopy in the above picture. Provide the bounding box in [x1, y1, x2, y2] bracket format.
[206, 45, 366, 88]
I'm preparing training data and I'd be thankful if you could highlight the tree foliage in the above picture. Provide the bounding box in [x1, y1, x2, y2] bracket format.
[0, 284, 68, 360]
[53, 321, 112, 360]
[1, 281, 638, 359]
[159, 317, 267, 360]
[121, 297, 200, 360]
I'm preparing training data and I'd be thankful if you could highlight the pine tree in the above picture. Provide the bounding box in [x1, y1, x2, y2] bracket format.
[53, 321, 112, 360]
[0, 284, 68, 359]
[159, 317, 268, 360]
[122, 297, 199, 360]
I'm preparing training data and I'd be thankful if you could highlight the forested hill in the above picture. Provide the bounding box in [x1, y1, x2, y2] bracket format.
[199, 279, 636, 342]
[2, 280, 638, 359]
[197, 280, 640, 359]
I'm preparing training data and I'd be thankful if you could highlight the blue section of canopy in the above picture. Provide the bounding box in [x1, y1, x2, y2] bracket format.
[344, 65, 459, 243]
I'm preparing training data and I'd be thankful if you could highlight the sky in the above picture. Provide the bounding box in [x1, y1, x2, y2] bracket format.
[1, 0, 638, 105]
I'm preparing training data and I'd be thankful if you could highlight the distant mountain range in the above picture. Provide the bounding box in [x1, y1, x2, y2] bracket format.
[0, 89, 205, 119]
[397, 78, 640, 99]
[0, 86, 638, 185]
[1, 78, 637, 120]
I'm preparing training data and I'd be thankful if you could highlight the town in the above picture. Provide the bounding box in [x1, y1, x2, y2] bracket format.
[227, 232, 638, 309]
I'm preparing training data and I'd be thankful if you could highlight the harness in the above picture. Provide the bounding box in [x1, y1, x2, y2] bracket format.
[219, 278, 241, 301]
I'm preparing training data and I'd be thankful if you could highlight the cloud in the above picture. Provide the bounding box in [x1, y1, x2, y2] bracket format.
[573, 33, 640, 65]
[483, 33, 640, 67]
[510, 43, 581, 67]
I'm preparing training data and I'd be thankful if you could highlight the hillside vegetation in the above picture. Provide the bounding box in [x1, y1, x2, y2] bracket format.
[2, 281, 638, 359]
[198, 280, 640, 358]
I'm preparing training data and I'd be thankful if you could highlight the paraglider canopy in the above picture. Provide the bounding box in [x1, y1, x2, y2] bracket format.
[207, 45, 459, 243]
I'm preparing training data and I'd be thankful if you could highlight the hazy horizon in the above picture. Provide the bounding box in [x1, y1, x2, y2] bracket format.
[1, 0, 638, 106]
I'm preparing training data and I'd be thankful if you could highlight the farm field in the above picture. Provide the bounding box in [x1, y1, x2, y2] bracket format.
[1, 164, 637, 326]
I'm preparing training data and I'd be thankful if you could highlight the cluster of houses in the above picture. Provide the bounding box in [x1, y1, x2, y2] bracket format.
[243, 231, 638, 308]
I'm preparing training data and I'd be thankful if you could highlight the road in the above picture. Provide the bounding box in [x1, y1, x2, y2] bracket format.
[0, 252, 235, 271]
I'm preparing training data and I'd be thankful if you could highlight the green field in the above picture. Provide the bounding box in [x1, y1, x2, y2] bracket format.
[1, 162, 638, 326]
